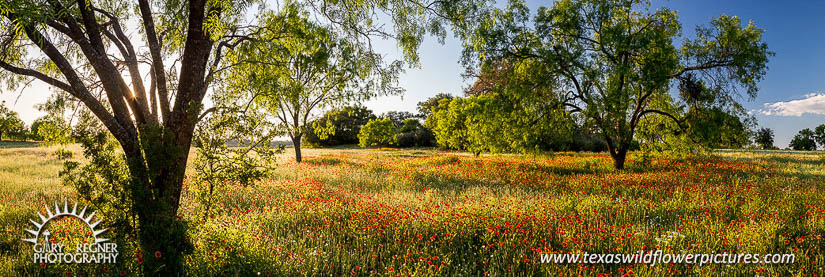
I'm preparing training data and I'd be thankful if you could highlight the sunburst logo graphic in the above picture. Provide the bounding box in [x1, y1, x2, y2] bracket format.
[22, 199, 119, 264]
[22, 200, 109, 245]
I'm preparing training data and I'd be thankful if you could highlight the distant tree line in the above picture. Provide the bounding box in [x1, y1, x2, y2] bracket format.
[300, 92, 617, 154]
[302, 105, 435, 149]
[0, 94, 103, 144]
[750, 125, 825, 151]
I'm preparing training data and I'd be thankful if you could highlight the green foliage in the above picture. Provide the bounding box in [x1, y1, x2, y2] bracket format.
[814, 124, 825, 149]
[59, 131, 140, 274]
[790, 128, 817, 151]
[685, 107, 752, 149]
[636, 107, 752, 154]
[304, 105, 377, 147]
[454, 0, 772, 168]
[636, 113, 695, 154]
[0, 101, 26, 141]
[358, 118, 398, 147]
[28, 118, 48, 141]
[429, 98, 478, 154]
[53, 147, 73, 160]
[428, 91, 573, 155]
[31, 117, 71, 145]
[298, 0, 490, 66]
[382, 111, 421, 128]
[417, 93, 454, 119]
[192, 91, 282, 219]
[754, 127, 776, 150]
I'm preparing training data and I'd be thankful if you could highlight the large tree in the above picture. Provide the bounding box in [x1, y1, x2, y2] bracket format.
[455, 0, 771, 169]
[0, 0, 480, 273]
[224, 3, 399, 162]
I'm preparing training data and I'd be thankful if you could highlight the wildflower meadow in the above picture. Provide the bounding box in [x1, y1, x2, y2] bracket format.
[1, 145, 822, 275]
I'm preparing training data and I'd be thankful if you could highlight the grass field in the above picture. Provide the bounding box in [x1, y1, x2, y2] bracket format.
[1, 142, 823, 275]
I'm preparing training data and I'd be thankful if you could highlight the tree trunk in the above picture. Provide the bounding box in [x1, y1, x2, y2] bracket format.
[610, 145, 629, 170]
[121, 127, 193, 275]
[292, 134, 303, 163]
[603, 133, 630, 170]
[612, 152, 626, 170]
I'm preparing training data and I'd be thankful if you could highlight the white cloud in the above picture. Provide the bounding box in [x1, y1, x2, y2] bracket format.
[760, 93, 825, 116]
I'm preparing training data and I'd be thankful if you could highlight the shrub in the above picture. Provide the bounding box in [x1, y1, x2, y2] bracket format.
[358, 118, 397, 147]
[53, 148, 73, 160]
[59, 131, 140, 274]
[32, 117, 72, 145]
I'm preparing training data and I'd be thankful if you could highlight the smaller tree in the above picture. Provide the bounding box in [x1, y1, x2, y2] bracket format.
[30, 116, 72, 145]
[192, 94, 281, 219]
[790, 128, 817, 151]
[814, 124, 825, 149]
[36, 121, 70, 145]
[0, 102, 27, 141]
[358, 118, 398, 147]
[754, 127, 775, 150]
[225, 3, 401, 162]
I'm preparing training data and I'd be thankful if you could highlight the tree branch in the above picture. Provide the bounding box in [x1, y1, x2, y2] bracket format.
[3, 13, 131, 143]
[95, 8, 156, 124]
[0, 61, 73, 92]
[138, 0, 171, 123]
[638, 109, 687, 131]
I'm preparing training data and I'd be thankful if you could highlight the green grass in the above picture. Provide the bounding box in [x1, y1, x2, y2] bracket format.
[0, 142, 79, 275]
[1, 144, 823, 276]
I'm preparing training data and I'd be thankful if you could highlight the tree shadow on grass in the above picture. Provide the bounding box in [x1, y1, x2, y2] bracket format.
[0, 141, 40, 149]
[410, 170, 576, 196]
[302, 157, 343, 166]
[732, 155, 825, 168]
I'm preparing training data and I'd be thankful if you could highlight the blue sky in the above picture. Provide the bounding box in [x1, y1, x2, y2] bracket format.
[2, 0, 823, 148]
